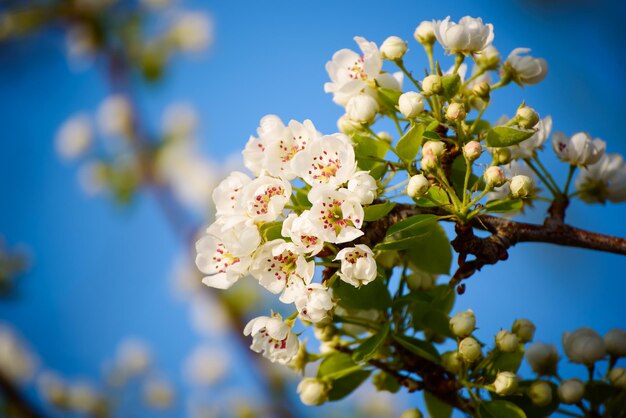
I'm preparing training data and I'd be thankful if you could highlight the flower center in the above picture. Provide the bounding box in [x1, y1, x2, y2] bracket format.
[347, 56, 367, 81]
[308, 150, 342, 183]
[211, 244, 240, 273]
[252, 185, 285, 215]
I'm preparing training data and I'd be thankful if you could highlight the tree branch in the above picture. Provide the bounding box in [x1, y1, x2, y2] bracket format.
[0, 372, 46, 418]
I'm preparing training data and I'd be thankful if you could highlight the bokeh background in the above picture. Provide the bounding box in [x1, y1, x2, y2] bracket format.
[1, 0, 625, 416]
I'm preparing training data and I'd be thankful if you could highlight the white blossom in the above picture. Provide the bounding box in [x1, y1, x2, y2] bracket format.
[510, 175, 533, 198]
[249, 239, 314, 303]
[56, 114, 92, 160]
[380, 36, 407, 61]
[347, 171, 377, 205]
[97, 95, 132, 136]
[324, 36, 403, 106]
[450, 310, 475, 338]
[295, 284, 334, 323]
[115, 339, 152, 376]
[163, 103, 198, 137]
[335, 244, 377, 287]
[297, 378, 331, 406]
[562, 327, 606, 365]
[525, 342, 559, 375]
[433, 16, 494, 54]
[414, 21, 436, 45]
[398, 92, 424, 118]
[504, 48, 548, 85]
[183, 345, 229, 386]
[243, 315, 299, 364]
[552, 132, 605, 166]
[307, 185, 364, 244]
[170, 12, 213, 52]
[345, 94, 379, 124]
[575, 153, 626, 203]
[67, 381, 102, 415]
[238, 175, 292, 223]
[281, 212, 325, 255]
[212, 171, 252, 217]
[143, 378, 174, 410]
[407, 174, 430, 198]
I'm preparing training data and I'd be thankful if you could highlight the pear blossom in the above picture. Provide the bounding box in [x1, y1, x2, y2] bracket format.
[295, 284, 334, 323]
[380, 36, 407, 61]
[212, 171, 252, 217]
[347, 171, 377, 205]
[183, 345, 229, 386]
[473, 45, 500, 70]
[206, 219, 261, 258]
[575, 153, 626, 203]
[562, 327, 606, 365]
[414, 21, 436, 45]
[97, 95, 132, 136]
[249, 239, 315, 303]
[324, 36, 403, 106]
[345, 94, 379, 124]
[163, 102, 198, 137]
[292, 134, 357, 187]
[335, 244, 377, 287]
[56, 114, 92, 160]
[143, 378, 174, 410]
[281, 212, 325, 255]
[308, 186, 364, 244]
[493, 371, 518, 395]
[432, 16, 494, 54]
[407, 174, 430, 198]
[239, 176, 292, 223]
[242, 114, 284, 176]
[552, 132, 605, 166]
[503, 48, 548, 85]
[244, 315, 300, 364]
[170, 12, 213, 52]
[0, 325, 37, 384]
[297, 378, 331, 406]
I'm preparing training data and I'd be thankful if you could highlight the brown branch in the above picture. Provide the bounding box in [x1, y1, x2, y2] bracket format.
[0, 372, 46, 418]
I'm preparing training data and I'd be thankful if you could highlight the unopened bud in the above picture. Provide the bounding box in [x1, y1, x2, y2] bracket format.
[516, 106, 539, 129]
[513, 319, 536, 343]
[450, 310, 475, 338]
[401, 408, 424, 418]
[484, 166, 506, 188]
[406, 269, 436, 291]
[377, 131, 393, 144]
[421, 154, 438, 172]
[381, 36, 408, 61]
[442, 351, 463, 374]
[446, 102, 466, 122]
[337, 114, 362, 135]
[345, 94, 379, 125]
[495, 330, 519, 353]
[491, 147, 512, 165]
[398, 92, 424, 118]
[493, 371, 519, 396]
[510, 175, 533, 198]
[414, 21, 436, 45]
[528, 381, 553, 407]
[526, 342, 559, 376]
[472, 81, 491, 99]
[558, 379, 584, 404]
[314, 324, 336, 342]
[608, 367, 626, 390]
[421, 75, 443, 96]
[474, 45, 500, 70]
[458, 337, 482, 364]
[407, 174, 430, 198]
[297, 378, 331, 406]
[604, 329, 626, 358]
[423, 141, 446, 158]
[463, 141, 482, 162]
[563, 328, 606, 365]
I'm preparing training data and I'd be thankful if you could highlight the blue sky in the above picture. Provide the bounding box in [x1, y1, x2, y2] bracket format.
[1, 0, 625, 416]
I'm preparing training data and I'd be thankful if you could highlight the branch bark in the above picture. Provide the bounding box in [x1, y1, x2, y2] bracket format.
[0, 372, 46, 418]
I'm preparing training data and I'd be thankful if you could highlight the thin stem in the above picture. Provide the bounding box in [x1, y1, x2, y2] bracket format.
[395, 59, 422, 92]
[334, 315, 381, 331]
[424, 44, 435, 74]
[384, 178, 409, 194]
[563, 164, 577, 195]
[463, 67, 486, 86]
[470, 100, 489, 135]
[533, 155, 561, 193]
[462, 156, 472, 206]
[390, 113, 404, 136]
[452, 53, 465, 74]
[524, 159, 560, 196]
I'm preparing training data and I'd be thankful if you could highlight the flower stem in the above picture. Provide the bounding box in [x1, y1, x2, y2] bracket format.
[563, 164, 577, 195]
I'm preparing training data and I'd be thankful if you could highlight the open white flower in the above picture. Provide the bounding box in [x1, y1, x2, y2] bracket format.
[433, 16, 494, 54]
[242, 115, 285, 176]
[281, 212, 325, 255]
[308, 185, 364, 244]
[552, 132, 605, 166]
[56, 114, 92, 160]
[575, 153, 626, 203]
[292, 134, 357, 187]
[295, 284, 334, 323]
[503, 48, 548, 85]
[249, 239, 315, 303]
[212, 171, 252, 217]
[347, 171, 377, 205]
[183, 345, 229, 386]
[335, 244, 377, 287]
[239, 175, 292, 223]
[324, 36, 402, 106]
[244, 315, 300, 364]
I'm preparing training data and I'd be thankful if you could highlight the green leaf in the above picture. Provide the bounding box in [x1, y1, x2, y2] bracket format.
[328, 370, 372, 401]
[430, 285, 456, 314]
[317, 352, 360, 380]
[386, 214, 439, 237]
[374, 233, 432, 251]
[333, 277, 391, 310]
[484, 199, 523, 213]
[352, 135, 389, 170]
[469, 119, 492, 135]
[441, 73, 461, 99]
[486, 126, 536, 147]
[478, 400, 527, 418]
[423, 130, 441, 141]
[292, 187, 312, 209]
[259, 222, 283, 241]
[480, 351, 524, 381]
[396, 123, 425, 162]
[423, 309, 455, 339]
[377, 88, 402, 113]
[404, 222, 452, 275]
[369, 162, 388, 180]
[352, 323, 390, 362]
[493, 380, 559, 418]
[424, 391, 453, 418]
[414, 186, 450, 207]
[372, 371, 401, 393]
[392, 335, 440, 363]
[364, 202, 396, 222]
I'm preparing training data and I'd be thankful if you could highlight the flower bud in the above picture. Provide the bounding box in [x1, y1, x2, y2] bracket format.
[337, 114, 362, 135]
[512, 319, 536, 343]
[510, 175, 533, 198]
[558, 379, 584, 404]
[474, 45, 500, 70]
[562, 327, 606, 365]
[516, 106, 540, 129]
[472, 81, 491, 99]
[442, 351, 463, 374]
[381, 36, 408, 61]
[458, 337, 482, 364]
[525, 342, 559, 376]
[297, 378, 331, 406]
[491, 147, 512, 165]
[377, 131, 393, 144]
[414, 21, 436, 45]
[398, 92, 424, 118]
[604, 329, 626, 358]
[450, 310, 475, 338]
[493, 371, 519, 396]
[423, 141, 446, 158]
[528, 381, 553, 407]
[484, 166, 506, 188]
[446, 103, 466, 122]
[346, 94, 379, 125]
[463, 141, 482, 162]
[421, 154, 438, 172]
[421, 75, 443, 96]
[608, 367, 626, 390]
[407, 174, 430, 198]
[406, 269, 436, 292]
[401, 408, 424, 418]
[314, 323, 336, 342]
[495, 330, 519, 353]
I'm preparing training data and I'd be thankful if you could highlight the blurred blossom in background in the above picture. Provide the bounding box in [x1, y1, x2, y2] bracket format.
[0, 0, 625, 416]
